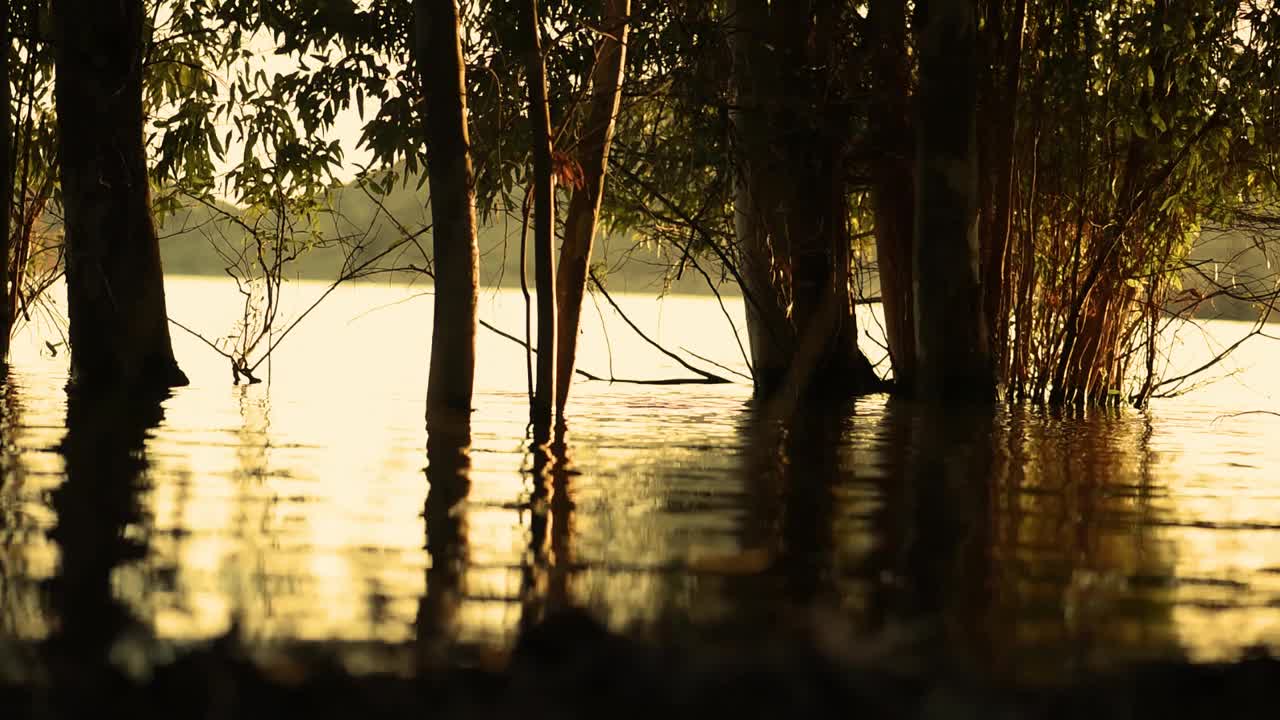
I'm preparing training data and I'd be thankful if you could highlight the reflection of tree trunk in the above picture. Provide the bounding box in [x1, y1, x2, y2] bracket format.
[52, 0, 187, 390]
[738, 406, 838, 622]
[899, 405, 995, 667]
[520, 0, 557, 441]
[418, 435, 471, 666]
[912, 0, 994, 401]
[0, 0, 10, 362]
[869, 0, 916, 390]
[415, 0, 480, 435]
[51, 388, 164, 659]
[728, 0, 879, 400]
[547, 439, 574, 611]
[519, 443, 556, 632]
[555, 0, 629, 427]
[778, 411, 838, 605]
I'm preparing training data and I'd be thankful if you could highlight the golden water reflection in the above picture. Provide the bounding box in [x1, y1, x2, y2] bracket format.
[2, 280, 1280, 684]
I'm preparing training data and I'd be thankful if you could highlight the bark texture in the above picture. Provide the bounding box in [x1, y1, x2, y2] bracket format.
[912, 0, 995, 402]
[416, 0, 480, 435]
[520, 0, 557, 438]
[554, 0, 629, 426]
[53, 0, 187, 389]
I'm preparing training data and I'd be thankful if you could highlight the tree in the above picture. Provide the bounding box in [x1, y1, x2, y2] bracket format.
[912, 0, 994, 402]
[727, 0, 879, 401]
[416, 0, 480, 436]
[1, 0, 11, 362]
[555, 0, 629, 426]
[52, 0, 187, 389]
[869, 0, 917, 393]
[518, 0, 557, 439]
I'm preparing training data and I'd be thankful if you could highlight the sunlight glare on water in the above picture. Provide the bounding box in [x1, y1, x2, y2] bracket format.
[2, 276, 1280, 682]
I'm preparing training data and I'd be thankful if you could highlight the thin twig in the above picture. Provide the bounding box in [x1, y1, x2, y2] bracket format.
[681, 347, 752, 381]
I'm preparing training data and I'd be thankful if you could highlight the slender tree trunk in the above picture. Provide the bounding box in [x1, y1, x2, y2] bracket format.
[980, 0, 1026, 376]
[519, 0, 557, 439]
[53, 0, 187, 390]
[869, 0, 917, 390]
[0, 0, 11, 362]
[555, 0, 628, 426]
[913, 0, 994, 402]
[416, 0, 480, 436]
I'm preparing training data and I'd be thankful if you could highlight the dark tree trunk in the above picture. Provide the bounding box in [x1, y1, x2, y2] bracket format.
[555, 0, 628, 427]
[53, 0, 186, 390]
[0, 0, 10, 362]
[913, 0, 995, 402]
[519, 0, 557, 440]
[869, 0, 917, 391]
[415, 0, 480, 437]
[728, 0, 879, 401]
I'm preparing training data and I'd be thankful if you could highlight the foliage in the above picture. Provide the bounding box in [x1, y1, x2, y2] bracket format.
[2, 0, 1279, 401]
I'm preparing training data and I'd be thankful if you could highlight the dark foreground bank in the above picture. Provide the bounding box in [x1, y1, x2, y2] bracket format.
[3, 609, 1278, 720]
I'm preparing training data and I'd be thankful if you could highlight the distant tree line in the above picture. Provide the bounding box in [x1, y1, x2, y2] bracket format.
[0, 0, 1277, 437]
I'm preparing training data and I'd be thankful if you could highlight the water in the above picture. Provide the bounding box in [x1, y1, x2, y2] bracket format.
[2, 276, 1280, 683]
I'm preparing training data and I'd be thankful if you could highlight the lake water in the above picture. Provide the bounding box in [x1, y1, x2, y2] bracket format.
[3, 275, 1280, 684]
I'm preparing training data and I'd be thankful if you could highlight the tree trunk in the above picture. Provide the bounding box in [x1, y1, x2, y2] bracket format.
[519, 0, 557, 440]
[555, 0, 628, 427]
[980, 0, 1026, 377]
[416, 0, 480, 437]
[913, 0, 994, 402]
[53, 0, 187, 390]
[869, 0, 917, 390]
[728, 0, 878, 400]
[727, 0, 797, 395]
[0, 0, 10, 362]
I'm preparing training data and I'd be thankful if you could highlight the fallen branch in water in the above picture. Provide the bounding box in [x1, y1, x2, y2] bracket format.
[587, 269, 731, 384]
[479, 318, 731, 386]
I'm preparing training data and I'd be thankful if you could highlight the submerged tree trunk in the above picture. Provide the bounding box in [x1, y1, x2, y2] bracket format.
[520, 0, 557, 439]
[912, 0, 994, 402]
[416, 0, 480, 436]
[869, 0, 917, 391]
[53, 0, 187, 390]
[0, 0, 11, 362]
[728, 0, 879, 401]
[555, 0, 628, 427]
